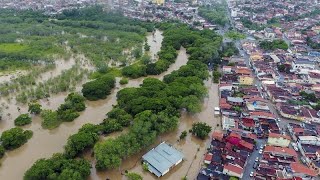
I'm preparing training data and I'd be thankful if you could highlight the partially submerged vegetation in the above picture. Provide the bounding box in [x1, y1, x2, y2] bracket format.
[0, 127, 33, 150]
[41, 93, 86, 129]
[82, 75, 115, 100]
[14, 114, 32, 126]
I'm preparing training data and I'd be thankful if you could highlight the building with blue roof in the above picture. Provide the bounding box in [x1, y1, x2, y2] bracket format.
[142, 142, 184, 177]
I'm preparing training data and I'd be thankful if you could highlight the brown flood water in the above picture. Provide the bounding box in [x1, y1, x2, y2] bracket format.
[0, 28, 220, 180]
[86, 81, 221, 180]
[0, 30, 187, 180]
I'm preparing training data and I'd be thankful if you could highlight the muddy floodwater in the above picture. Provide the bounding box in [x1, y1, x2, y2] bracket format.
[87, 81, 221, 180]
[0, 29, 220, 180]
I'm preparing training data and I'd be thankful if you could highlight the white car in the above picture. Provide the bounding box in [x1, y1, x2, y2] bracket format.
[259, 149, 263, 154]
[250, 172, 254, 177]
[293, 146, 298, 151]
[255, 157, 259, 162]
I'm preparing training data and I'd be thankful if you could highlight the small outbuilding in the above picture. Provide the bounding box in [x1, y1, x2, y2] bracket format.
[142, 142, 184, 177]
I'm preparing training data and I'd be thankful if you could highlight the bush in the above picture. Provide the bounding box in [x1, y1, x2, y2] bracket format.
[28, 102, 42, 114]
[119, 78, 129, 85]
[191, 122, 212, 140]
[82, 75, 115, 100]
[180, 130, 187, 139]
[14, 114, 32, 126]
[0, 127, 33, 150]
[0, 145, 5, 159]
[41, 109, 59, 129]
[126, 172, 143, 180]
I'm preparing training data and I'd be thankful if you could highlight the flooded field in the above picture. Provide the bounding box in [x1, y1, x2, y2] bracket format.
[0, 29, 220, 180]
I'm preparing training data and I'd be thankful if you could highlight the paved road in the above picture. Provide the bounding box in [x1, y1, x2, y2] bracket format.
[242, 139, 266, 180]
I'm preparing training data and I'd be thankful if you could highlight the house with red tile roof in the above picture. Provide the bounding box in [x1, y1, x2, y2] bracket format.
[282, 163, 318, 179]
[222, 163, 244, 178]
[204, 153, 213, 164]
[212, 131, 224, 142]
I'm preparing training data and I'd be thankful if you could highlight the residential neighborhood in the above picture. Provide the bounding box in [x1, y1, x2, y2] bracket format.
[197, 0, 320, 179]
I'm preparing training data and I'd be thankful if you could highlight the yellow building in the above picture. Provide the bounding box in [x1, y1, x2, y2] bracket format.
[239, 75, 254, 85]
[249, 53, 263, 61]
[153, 0, 165, 5]
[267, 133, 291, 147]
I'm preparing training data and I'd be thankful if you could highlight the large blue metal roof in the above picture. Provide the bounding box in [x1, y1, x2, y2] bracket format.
[142, 142, 184, 177]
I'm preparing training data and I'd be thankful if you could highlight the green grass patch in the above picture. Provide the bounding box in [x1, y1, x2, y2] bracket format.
[0, 43, 28, 53]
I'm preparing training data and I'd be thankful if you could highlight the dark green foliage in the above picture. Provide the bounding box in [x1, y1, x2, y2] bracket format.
[126, 172, 143, 180]
[40, 109, 59, 129]
[240, 17, 266, 31]
[180, 130, 187, 139]
[126, 25, 222, 78]
[41, 93, 86, 129]
[28, 102, 42, 114]
[259, 40, 288, 51]
[198, 3, 228, 26]
[24, 153, 91, 180]
[0, 145, 5, 159]
[82, 75, 116, 100]
[213, 70, 221, 83]
[307, 37, 320, 50]
[122, 64, 147, 78]
[119, 78, 129, 85]
[14, 113, 32, 126]
[57, 93, 86, 122]
[221, 42, 239, 57]
[191, 122, 212, 140]
[65, 125, 99, 158]
[94, 54, 210, 170]
[0, 127, 33, 150]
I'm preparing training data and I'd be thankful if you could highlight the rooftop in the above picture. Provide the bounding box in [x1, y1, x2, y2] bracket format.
[142, 142, 184, 177]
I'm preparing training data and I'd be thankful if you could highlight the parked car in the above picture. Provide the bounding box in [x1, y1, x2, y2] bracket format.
[253, 162, 258, 169]
[250, 172, 254, 177]
[259, 149, 263, 154]
[255, 157, 259, 162]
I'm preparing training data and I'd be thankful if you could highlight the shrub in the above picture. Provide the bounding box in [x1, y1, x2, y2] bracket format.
[14, 114, 32, 126]
[119, 78, 129, 85]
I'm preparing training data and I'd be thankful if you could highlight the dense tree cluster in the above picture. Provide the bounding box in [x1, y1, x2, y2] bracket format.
[123, 24, 222, 78]
[14, 113, 32, 126]
[64, 123, 99, 158]
[259, 40, 288, 50]
[94, 59, 210, 170]
[24, 153, 91, 180]
[0, 127, 33, 150]
[190, 122, 212, 139]
[221, 42, 239, 57]
[306, 37, 320, 50]
[82, 75, 115, 100]
[41, 93, 86, 129]
[25, 13, 223, 176]
[240, 17, 265, 31]
[198, 3, 228, 26]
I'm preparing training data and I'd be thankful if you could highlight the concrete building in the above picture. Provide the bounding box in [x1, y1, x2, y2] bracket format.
[142, 142, 184, 177]
[222, 115, 236, 130]
[267, 133, 291, 147]
[239, 75, 254, 85]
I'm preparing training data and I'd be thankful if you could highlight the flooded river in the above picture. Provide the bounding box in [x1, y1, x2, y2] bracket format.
[0, 29, 220, 180]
